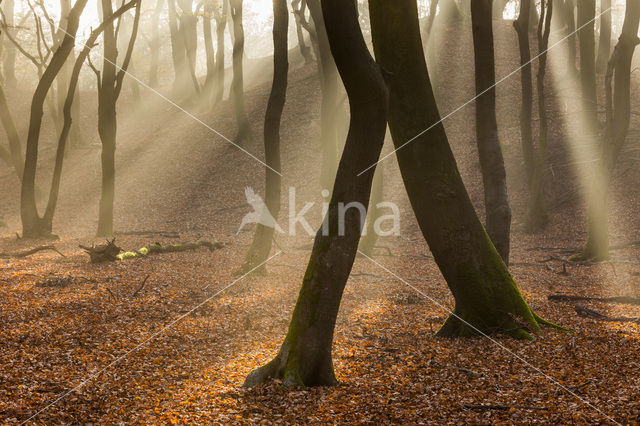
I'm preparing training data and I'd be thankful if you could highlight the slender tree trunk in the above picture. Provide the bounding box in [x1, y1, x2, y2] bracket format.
[0, 84, 22, 179]
[149, 0, 164, 87]
[177, 0, 199, 96]
[578, 0, 598, 124]
[243, 0, 388, 387]
[307, 0, 339, 192]
[292, 0, 313, 64]
[596, 0, 612, 74]
[168, 0, 189, 96]
[369, 0, 552, 339]
[1, 0, 17, 87]
[565, 0, 578, 74]
[239, 0, 289, 274]
[21, 0, 89, 238]
[471, 0, 511, 263]
[514, 0, 534, 188]
[203, 2, 216, 106]
[579, 0, 640, 260]
[214, 0, 228, 103]
[230, 0, 251, 142]
[526, 0, 552, 233]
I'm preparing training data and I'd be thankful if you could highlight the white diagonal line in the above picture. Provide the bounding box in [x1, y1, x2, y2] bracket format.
[35, 15, 281, 176]
[357, 249, 620, 425]
[358, 7, 612, 176]
[20, 251, 282, 424]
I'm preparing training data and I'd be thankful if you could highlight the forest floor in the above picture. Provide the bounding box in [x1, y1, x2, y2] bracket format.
[1, 18, 640, 424]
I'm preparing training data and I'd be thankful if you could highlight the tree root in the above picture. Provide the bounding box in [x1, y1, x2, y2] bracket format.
[574, 305, 639, 323]
[0, 245, 65, 258]
[549, 294, 640, 306]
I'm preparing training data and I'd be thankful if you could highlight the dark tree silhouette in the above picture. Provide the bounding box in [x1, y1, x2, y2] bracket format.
[239, 0, 289, 274]
[243, 0, 388, 387]
[471, 0, 511, 263]
[292, 0, 313, 64]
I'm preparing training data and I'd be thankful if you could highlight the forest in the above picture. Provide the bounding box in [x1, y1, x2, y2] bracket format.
[0, 0, 639, 423]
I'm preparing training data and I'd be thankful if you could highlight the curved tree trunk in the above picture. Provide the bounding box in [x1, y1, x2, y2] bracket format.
[307, 0, 339, 192]
[239, 0, 289, 274]
[471, 0, 511, 264]
[243, 0, 388, 388]
[230, 0, 251, 143]
[579, 0, 640, 261]
[596, 0, 612, 74]
[369, 0, 552, 339]
[21, 0, 89, 238]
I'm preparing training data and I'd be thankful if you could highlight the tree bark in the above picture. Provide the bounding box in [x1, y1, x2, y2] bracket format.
[369, 0, 552, 339]
[239, 0, 289, 274]
[579, 0, 640, 260]
[307, 0, 339, 192]
[243, 0, 388, 387]
[20, 0, 89, 238]
[229, 0, 251, 143]
[596, 0, 612, 74]
[471, 0, 511, 263]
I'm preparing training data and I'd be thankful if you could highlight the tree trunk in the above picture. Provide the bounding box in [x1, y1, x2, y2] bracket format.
[1, 0, 17, 87]
[307, 0, 339, 192]
[243, 0, 388, 387]
[514, 0, 534, 190]
[203, 2, 216, 106]
[230, 0, 251, 143]
[214, 0, 228, 103]
[526, 0, 553, 233]
[596, 0, 612, 74]
[579, 0, 640, 261]
[239, 0, 289, 274]
[292, 0, 313, 64]
[177, 0, 199, 96]
[369, 0, 552, 339]
[471, 0, 511, 263]
[358, 165, 383, 256]
[564, 0, 578, 74]
[0, 84, 22, 179]
[168, 0, 189, 97]
[21, 0, 89, 238]
[149, 0, 164, 87]
[578, 0, 598, 124]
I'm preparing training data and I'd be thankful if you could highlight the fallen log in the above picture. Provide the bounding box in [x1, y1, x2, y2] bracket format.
[80, 238, 224, 263]
[0, 245, 65, 258]
[549, 294, 640, 306]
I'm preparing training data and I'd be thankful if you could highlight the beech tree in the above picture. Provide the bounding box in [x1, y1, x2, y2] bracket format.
[244, 0, 388, 387]
[577, 0, 640, 260]
[471, 0, 511, 263]
[239, 0, 289, 274]
[229, 0, 251, 142]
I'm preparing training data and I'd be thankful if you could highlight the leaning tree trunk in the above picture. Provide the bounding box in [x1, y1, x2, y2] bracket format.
[596, 0, 612, 74]
[243, 0, 388, 388]
[307, 0, 339, 192]
[578, 0, 598, 125]
[471, 0, 511, 264]
[21, 0, 89, 238]
[514, 0, 534, 193]
[526, 0, 553, 233]
[214, 0, 228, 103]
[239, 0, 289, 274]
[579, 0, 640, 261]
[229, 0, 251, 143]
[369, 0, 555, 339]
